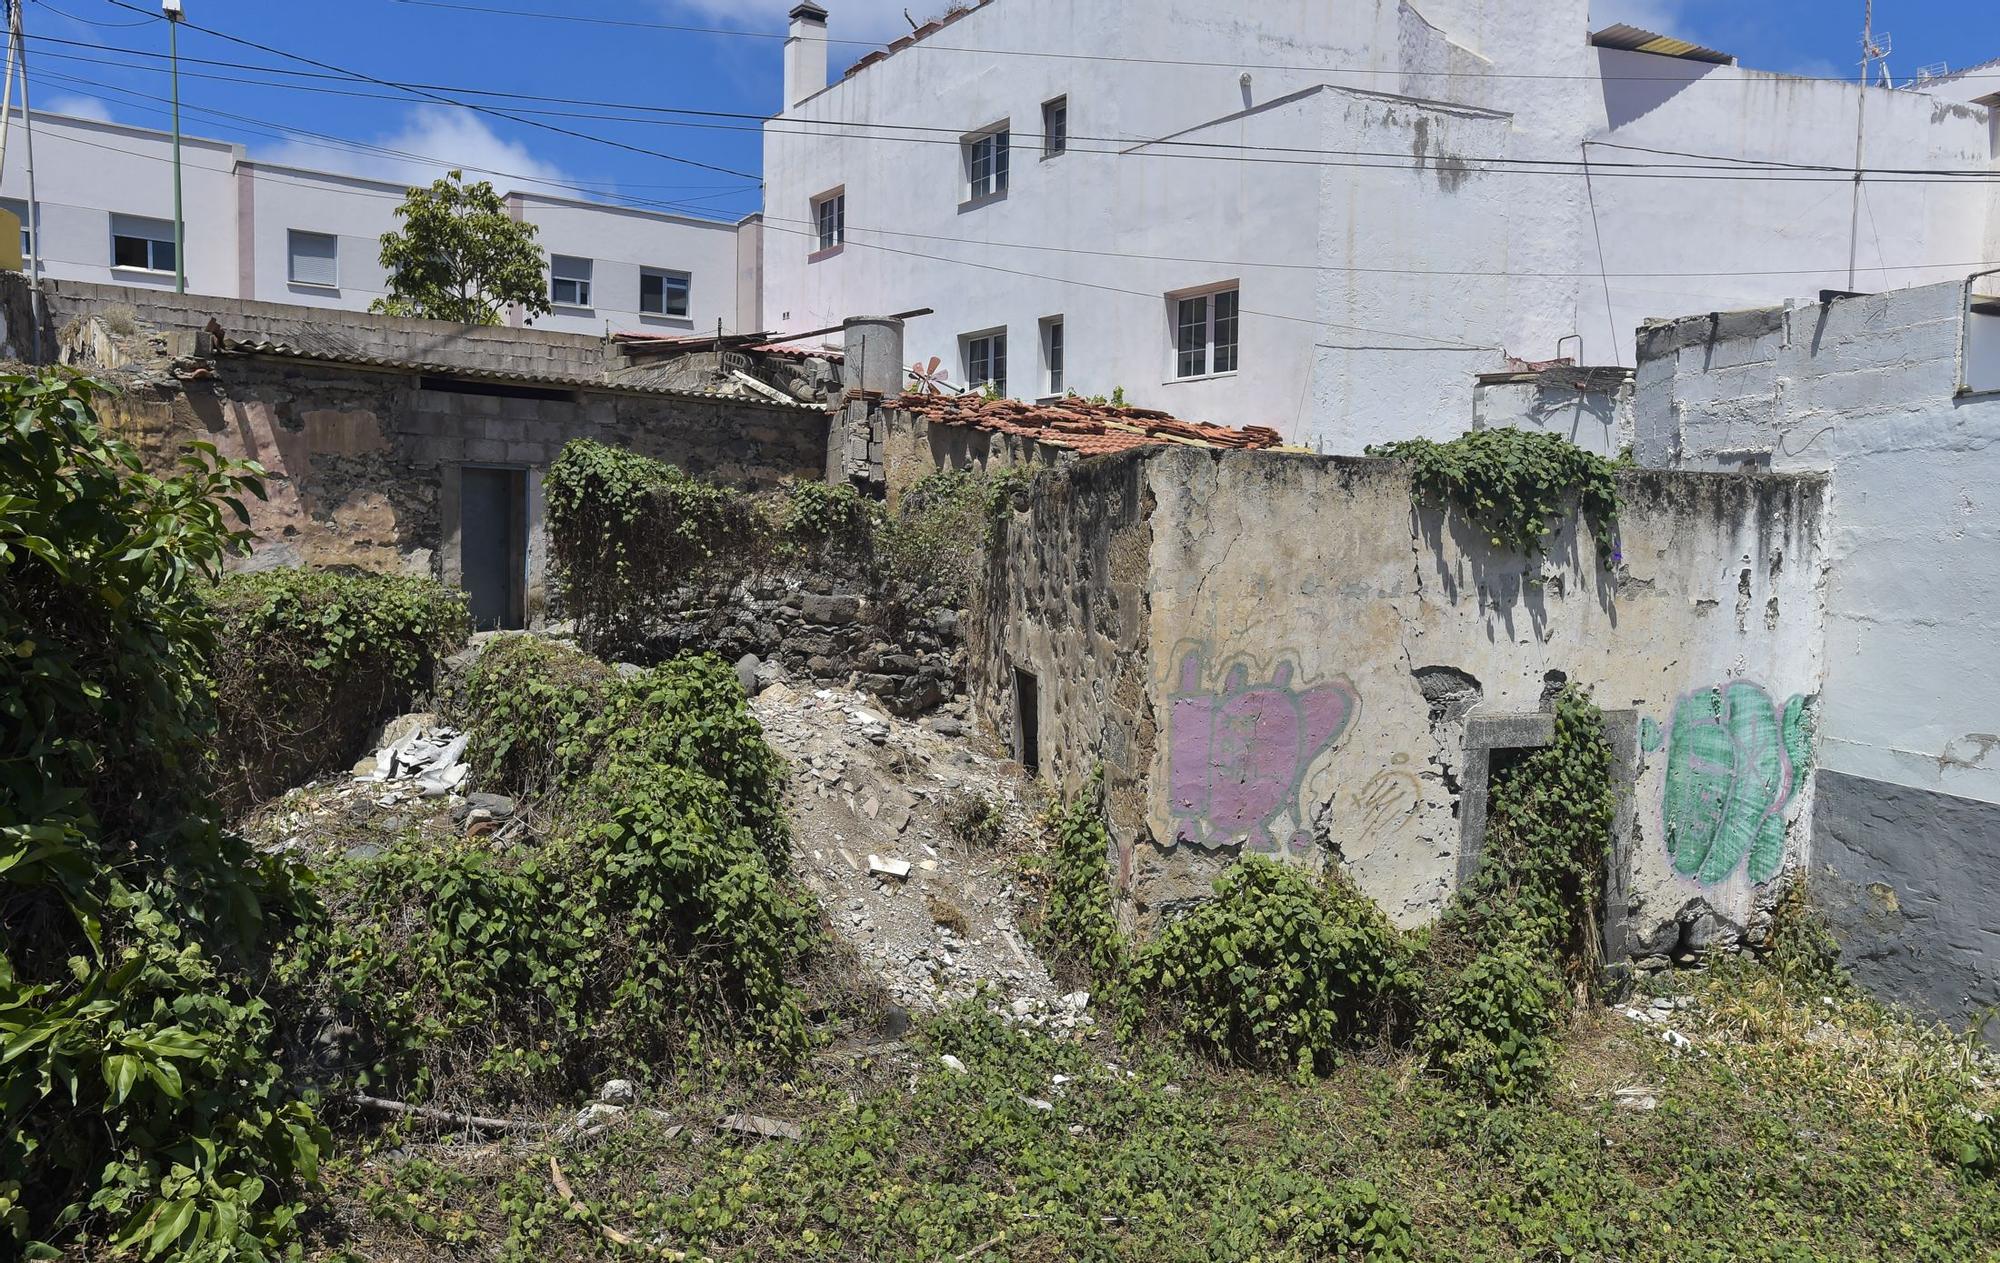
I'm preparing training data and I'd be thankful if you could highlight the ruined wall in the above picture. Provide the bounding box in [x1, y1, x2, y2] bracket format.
[971, 456, 1156, 865]
[978, 445, 1829, 960]
[58, 290, 828, 622]
[879, 409, 1062, 510]
[1470, 368, 1633, 458]
[1632, 279, 2000, 1030]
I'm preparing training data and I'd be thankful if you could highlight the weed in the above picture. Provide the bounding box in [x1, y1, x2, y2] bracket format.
[941, 789, 1004, 849]
[1367, 428, 1624, 565]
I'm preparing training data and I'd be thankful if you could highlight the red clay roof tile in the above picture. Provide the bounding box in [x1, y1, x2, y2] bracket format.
[888, 391, 1284, 456]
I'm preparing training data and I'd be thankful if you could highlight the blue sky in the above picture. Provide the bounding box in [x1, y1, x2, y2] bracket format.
[25, 0, 2000, 224]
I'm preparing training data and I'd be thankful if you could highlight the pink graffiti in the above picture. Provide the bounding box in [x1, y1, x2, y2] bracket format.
[1168, 652, 1360, 855]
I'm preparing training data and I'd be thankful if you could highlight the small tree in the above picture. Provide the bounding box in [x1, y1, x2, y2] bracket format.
[372, 170, 553, 325]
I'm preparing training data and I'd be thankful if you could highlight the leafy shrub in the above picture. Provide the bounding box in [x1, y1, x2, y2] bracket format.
[1366, 428, 1623, 564]
[452, 634, 616, 801]
[278, 643, 812, 1103]
[1129, 858, 1416, 1076]
[1035, 782, 1126, 983]
[782, 478, 877, 557]
[1415, 684, 1614, 1099]
[875, 467, 1017, 607]
[0, 373, 326, 1260]
[206, 567, 469, 812]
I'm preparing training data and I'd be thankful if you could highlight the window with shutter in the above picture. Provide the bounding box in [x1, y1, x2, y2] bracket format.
[287, 230, 339, 287]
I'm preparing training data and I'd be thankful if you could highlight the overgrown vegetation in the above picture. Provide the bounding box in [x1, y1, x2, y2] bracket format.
[544, 439, 1018, 654]
[274, 637, 814, 1106]
[1366, 428, 1624, 564]
[206, 568, 468, 812]
[0, 374, 326, 1260]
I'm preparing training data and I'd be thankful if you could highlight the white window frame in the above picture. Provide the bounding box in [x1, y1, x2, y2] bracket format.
[1040, 315, 1065, 398]
[963, 328, 1008, 397]
[1168, 282, 1240, 381]
[811, 188, 845, 256]
[640, 267, 691, 318]
[962, 122, 1011, 204]
[286, 228, 340, 289]
[1042, 96, 1068, 159]
[110, 213, 176, 273]
[550, 254, 593, 309]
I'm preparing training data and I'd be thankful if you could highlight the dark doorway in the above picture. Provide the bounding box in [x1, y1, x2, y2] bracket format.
[1013, 666, 1041, 776]
[461, 466, 527, 631]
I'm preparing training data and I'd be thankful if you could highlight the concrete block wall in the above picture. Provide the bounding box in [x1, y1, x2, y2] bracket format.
[1632, 278, 2000, 1035]
[980, 444, 1830, 960]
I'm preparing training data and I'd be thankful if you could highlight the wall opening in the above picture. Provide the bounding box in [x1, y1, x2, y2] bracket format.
[461, 465, 528, 631]
[1965, 293, 2000, 395]
[420, 373, 575, 403]
[1013, 666, 1041, 776]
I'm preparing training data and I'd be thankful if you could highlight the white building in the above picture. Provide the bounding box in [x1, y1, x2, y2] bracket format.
[759, 0, 2000, 449]
[0, 110, 752, 336]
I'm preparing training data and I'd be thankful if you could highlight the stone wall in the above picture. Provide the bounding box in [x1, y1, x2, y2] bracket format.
[38, 277, 830, 624]
[633, 571, 961, 718]
[879, 408, 1062, 510]
[979, 444, 1831, 962]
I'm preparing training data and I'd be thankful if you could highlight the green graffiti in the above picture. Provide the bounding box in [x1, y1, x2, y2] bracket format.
[1639, 716, 1663, 752]
[1661, 682, 1811, 885]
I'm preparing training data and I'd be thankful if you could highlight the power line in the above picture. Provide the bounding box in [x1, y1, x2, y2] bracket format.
[387, 0, 2000, 85]
[37, 32, 2000, 186]
[29, 0, 149, 27]
[94, 0, 761, 182]
[23, 75, 1999, 289]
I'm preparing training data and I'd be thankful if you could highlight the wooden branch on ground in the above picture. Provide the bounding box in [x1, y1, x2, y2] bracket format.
[350, 1093, 548, 1134]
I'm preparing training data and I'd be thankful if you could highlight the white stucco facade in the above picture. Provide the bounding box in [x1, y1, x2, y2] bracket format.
[759, 0, 1999, 449]
[0, 110, 747, 335]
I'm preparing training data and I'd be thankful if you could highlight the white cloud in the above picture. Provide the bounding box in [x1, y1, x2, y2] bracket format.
[257, 105, 571, 193]
[1590, 0, 1689, 33]
[1783, 57, 1844, 81]
[43, 94, 116, 124]
[667, 0, 927, 46]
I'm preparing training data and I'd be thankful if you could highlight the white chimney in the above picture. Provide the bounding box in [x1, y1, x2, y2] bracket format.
[784, 2, 829, 109]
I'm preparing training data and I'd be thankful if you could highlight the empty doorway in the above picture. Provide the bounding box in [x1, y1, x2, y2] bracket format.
[461, 465, 527, 630]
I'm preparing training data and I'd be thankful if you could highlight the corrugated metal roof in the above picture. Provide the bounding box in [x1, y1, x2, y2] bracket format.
[217, 335, 824, 410]
[1590, 23, 1734, 65]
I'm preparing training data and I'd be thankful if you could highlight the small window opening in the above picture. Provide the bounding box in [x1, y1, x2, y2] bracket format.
[1014, 667, 1041, 776]
[1967, 290, 2000, 394]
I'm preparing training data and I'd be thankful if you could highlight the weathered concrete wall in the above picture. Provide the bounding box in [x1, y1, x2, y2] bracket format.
[1632, 277, 2000, 1030]
[978, 444, 1830, 960]
[879, 409, 1063, 510]
[1812, 770, 2000, 1041]
[1471, 368, 1633, 458]
[970, 457, 1157, 867]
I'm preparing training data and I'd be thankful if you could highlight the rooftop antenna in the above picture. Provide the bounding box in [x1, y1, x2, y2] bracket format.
[1847, 0, 1886, 290]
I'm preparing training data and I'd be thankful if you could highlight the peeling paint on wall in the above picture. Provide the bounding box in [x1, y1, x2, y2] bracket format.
[1662, 682, 1811, 885]
[1165, 645, 1360, 857]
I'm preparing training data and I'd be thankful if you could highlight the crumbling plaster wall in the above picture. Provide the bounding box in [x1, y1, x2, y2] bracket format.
[1471, 370, 1633, 458]
[1000, 443, 1832, 955]
[1632, 279, 2000, 1030]
[878, 409, 1063, 510]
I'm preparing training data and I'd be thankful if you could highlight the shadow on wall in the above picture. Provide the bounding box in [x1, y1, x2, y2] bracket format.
[1598, 49, 1721, 131]
[1412, 502, 1618, 641]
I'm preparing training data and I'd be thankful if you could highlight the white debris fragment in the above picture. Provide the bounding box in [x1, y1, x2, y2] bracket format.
[867, 854, 913, 880]
[939, 1054, 968, 1076]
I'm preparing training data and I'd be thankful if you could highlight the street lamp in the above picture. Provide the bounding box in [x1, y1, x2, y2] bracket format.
[164, 0, 183, 294]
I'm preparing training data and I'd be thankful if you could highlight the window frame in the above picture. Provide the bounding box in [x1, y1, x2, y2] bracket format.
[1041, 96, 1068, 159]
[962, 122, 1011, 206]
[549, 253, 594, 309]
[639, 267, 692, 318]
[963, 328, 1008, 397]
[109, 213, 176, 274]
[2, 199, 30, 263]
[1167, 281, 1241, 381]
[810, 187, 845, 258]
[286, 228, 340, 289]
[1040, 315, 1065, 398]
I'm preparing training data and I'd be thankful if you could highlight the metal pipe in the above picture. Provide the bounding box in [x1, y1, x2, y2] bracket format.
[168, 2, 185, 294]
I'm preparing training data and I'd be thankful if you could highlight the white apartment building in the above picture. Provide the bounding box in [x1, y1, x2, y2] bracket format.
[0, 110, 752, 336]
[759, 0, 2000, 449]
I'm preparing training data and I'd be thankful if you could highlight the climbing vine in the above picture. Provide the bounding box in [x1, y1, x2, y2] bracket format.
[1366, 429, 1624, 564]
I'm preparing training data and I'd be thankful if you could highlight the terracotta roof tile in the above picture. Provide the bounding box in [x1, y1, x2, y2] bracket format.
[888, 391, 1284, 456]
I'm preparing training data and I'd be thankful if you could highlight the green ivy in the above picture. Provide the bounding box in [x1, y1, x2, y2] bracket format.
[1034, 779, 1127, 985]
[0, 372, 327, 1261]
[276, 642, 813, 1104]
[205, 568, 469, 813]
[1366, 428, 1624, 564]
[1415, 684, 1616, 1100]
[1128, 858, 1416, 1077]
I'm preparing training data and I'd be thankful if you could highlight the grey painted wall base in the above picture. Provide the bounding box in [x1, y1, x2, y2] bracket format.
[1813, 769, 2000, 1041]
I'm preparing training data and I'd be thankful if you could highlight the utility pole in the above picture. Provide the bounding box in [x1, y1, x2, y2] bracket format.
[165, 0, 185, 293]
[10, 0, 42, 359]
